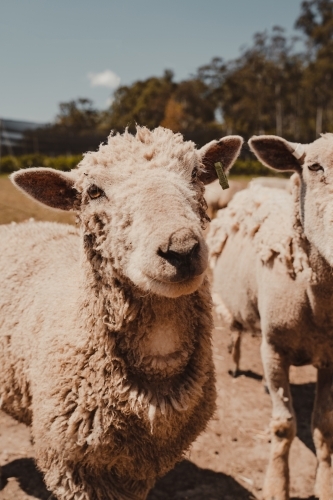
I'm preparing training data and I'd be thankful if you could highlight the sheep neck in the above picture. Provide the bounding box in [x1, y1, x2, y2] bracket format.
[79, 243, 212, 393]
[287, 189, 333, 337]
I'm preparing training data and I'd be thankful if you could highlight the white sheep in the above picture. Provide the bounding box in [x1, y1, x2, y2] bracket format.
[248, 176, 291, 191]
[0, 126, 243, 500]
[204, 177, 289, 220]
[207, 134, 333, 500]
[204, 178, 246, 219]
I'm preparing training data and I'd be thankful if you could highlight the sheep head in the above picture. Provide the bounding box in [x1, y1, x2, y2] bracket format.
[249, 134, 333, 266]
[12, 127, 242, 298]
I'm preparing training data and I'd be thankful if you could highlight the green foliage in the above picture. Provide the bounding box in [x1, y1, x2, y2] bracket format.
[103, 70, 175, 133]
[0, 156, 20, 173]
[0, 154, 82, 174]
[161, 79, 220, 146]
[56, 98, 101, 130]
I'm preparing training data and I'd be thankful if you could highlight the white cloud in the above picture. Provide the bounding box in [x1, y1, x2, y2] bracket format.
[87, 70, 121, 89]
[106, 96, 114, 107]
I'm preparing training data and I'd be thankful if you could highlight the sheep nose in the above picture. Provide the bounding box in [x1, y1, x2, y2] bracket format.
[158, 229, 200, 269]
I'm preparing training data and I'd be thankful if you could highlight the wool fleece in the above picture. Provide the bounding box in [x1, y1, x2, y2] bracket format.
[0, 126, 243, 500]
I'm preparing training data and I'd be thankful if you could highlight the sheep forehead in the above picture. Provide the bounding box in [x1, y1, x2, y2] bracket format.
[306, 134, 333, 166]
[77, 126, 198, 178]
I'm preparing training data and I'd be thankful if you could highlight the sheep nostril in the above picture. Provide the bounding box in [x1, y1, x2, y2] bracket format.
[189, 242, 199, 259]
[158, 242, 200, 269]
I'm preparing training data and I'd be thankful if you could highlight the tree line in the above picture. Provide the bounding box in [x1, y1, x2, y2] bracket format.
[22, 0, 333, 155]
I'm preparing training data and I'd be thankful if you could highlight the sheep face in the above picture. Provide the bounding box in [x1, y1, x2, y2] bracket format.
[249, 134, 333, 266]
[12, 127, 242, 298]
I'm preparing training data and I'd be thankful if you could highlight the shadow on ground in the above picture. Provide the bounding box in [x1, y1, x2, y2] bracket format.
[148, 460, 253, 499]
[229, 369, 263, 382]
[290, 497, 316, 500]
[0, 458, 253, 500]
[290, 382, 315, 454]
[235, 368, 316, 456]
[0, 458, 53, 499]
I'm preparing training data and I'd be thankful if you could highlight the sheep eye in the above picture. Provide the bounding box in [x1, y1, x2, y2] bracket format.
[308, 163, 324, 172]
[191, 168, 198, 180]
[87, 185, 104, 199]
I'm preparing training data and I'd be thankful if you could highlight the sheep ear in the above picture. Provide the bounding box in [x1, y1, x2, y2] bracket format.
[198, 135, 243, 184]
[11, 168, 78, 211]
[249, 135, 304, 172]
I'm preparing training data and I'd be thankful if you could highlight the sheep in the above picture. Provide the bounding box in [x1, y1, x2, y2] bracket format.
[207, 134, 333, 500]
[204, 177, 289, 220]
[204, 178, 246, 219]
[248, 176, 291, 191]
[0, 126, 243, 500]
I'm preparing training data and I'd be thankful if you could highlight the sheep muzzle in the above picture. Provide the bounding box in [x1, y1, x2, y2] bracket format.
[157, 228, 205, 282]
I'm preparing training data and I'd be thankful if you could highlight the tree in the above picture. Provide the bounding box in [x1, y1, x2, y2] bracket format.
[197, 28, 304, 140]
[295, 0, 333, 136]
[161, 78, 221, 145]
[103, 71, 175, 133]
[56, 98, 101, 131]
[24, 98, 105, 155]
[295, 0, 333, 50]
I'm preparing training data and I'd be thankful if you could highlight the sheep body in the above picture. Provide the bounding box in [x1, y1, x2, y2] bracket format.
[1, 220, 216, 499]
[0, 128, 243, 500]
[208, 133, 333, 500]
[204, 179, 246, 219]
[210, 178, 318, 329]
[248, 176, 290, 191]
[0, 222, 215, 500]
[204, 177, 290, 220]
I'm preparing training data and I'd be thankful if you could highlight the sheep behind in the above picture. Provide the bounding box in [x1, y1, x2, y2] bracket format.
[208, 134, 333, 500]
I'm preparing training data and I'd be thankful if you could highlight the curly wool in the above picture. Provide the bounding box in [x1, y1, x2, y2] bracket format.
[76, 127, 210, 231]
[0, 221, 216, 500]
[208, 175, 313, 281]
[0, 127, 218, 500]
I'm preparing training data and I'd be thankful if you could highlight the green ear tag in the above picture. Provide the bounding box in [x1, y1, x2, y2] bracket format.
[214, 162, 229, 190]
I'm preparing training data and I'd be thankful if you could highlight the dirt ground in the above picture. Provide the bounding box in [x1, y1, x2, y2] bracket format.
[0, 176, 319, 499]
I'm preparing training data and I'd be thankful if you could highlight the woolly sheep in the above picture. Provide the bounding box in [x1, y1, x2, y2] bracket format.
[0, 126, 243, 500]
[204, 178, 246, 219]
[207, 134, 333, 500]
[248, 176, 291, 192]
[204, 177, 289, 221]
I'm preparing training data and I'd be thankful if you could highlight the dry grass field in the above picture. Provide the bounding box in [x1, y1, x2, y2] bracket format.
[0, 174, 318, 499]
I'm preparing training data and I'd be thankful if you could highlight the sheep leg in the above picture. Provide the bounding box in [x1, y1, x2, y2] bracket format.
[261, 338, 295, 500]
[312, 368, 333, 500]
[228, 330, 242, 377]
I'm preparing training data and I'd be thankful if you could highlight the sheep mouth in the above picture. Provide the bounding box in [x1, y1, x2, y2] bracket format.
[148, 274, 199, 284]
[144, 272, 205, 298]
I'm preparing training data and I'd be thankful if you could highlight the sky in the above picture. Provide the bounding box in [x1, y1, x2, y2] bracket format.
[0, 0, 304, 123]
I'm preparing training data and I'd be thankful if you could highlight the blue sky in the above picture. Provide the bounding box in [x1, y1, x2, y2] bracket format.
[0, 0, 303, 123]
